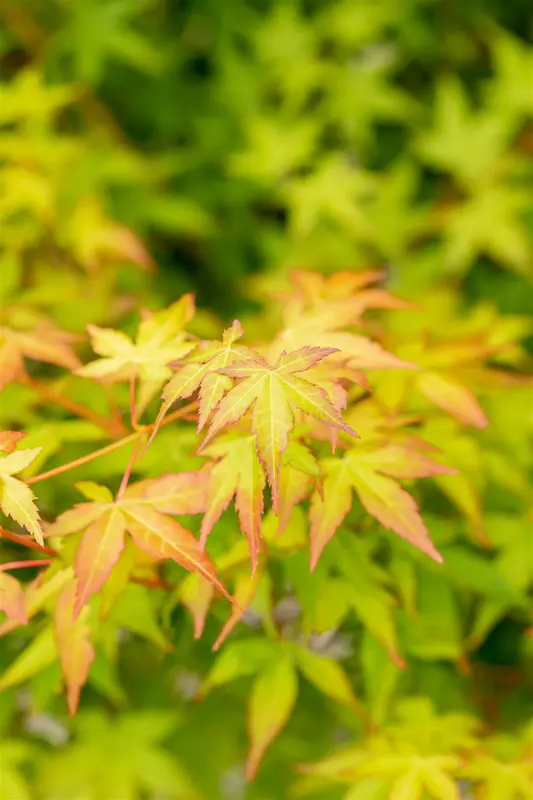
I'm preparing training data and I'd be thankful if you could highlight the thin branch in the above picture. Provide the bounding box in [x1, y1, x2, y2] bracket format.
[0, 527, 57, 556]
[27, 398, 199, 486]
[20, 376, 127, 438]
[27, 432, 140, 485]
[129, 374, 138, 429]
[162, 401, 199, 426]
[115, 438, 145, 501]
[0, 559, 53, 572]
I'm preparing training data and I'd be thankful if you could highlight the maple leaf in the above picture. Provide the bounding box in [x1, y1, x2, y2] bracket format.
[76, 295, 196, 413]
[266, 269, 416, 373]
[200, 434, 265, 572]
[40, 710, 197, 800]
[461, 747, 533, 799]
[0, 446, 44, 545]
[297, 700, 478, 799]
[46, 473, 232, 613]
[150, 319, 253, 443]
[201, 347, 358, 513]
[309, 443, 455, 568]
[54, 581, 95, 715]
[380, 292, 531, 428]
[0, 319, 81, 389]
[277, 268, 413, 323]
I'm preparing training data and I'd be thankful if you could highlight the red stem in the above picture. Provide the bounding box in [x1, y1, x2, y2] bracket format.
[0, 527, 57, 555]
[0, 559, 52, 572]
[115, 438, 145, 501]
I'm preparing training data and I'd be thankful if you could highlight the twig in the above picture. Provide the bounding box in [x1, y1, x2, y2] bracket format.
[0, 559, 53, 572]
[27, 432, 140, 485]
[0, 527, 57, 556]
[115, 438, 145, 501]
[129, 374, 138, 429]
[20, 376, 127, 438]
[27, 399, 199, 486]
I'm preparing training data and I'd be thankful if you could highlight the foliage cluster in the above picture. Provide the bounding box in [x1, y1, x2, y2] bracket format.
[1, 1, 533, 799]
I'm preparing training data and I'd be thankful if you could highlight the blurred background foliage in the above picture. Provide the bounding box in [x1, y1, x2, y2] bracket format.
[0, 1, 533, 799]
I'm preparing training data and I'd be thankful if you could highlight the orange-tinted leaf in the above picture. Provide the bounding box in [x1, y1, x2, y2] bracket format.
[0, 337, 24, 389]
[277, 268, 412, 325]
[54, 582, 95, 715]
[417, 371, 488, 428]
[179, 573, 214, 639]
[0, 320, 80, 389]
[356, 445, 457, 479]
[73, 509, 126, 618]
[309, 460, 354, 570]
[310, 449, 443, 569]
[0, 571, 28, 625]
[10, 326, 81, 371]
[349, 467, 442, 563]
[277, 463, 313, 537]
[124, 472, 209, 514]
[123, 505, 232, 603]
[0, 431, 26, 453]
[200, 436, 265, 573]
[246, 654, 298, 780]
[45, 502, 109, 538]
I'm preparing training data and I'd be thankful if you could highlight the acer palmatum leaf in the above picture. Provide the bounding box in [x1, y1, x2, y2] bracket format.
[76, 297, 196, 410]
[201, 347, 358, 512]
[309, 446, 451, 569]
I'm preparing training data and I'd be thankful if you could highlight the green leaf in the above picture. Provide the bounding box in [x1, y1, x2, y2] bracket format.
[292, 644, 362, 716]
[202, 638, 278, 695]
[246, 653, 298, 779]
[0, 626, 56, 692]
